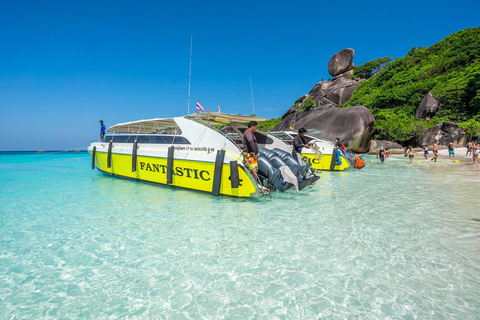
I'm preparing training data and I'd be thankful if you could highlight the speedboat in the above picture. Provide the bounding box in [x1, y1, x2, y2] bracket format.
[88, 113, 320, 198]
[268, 131, 365, 170]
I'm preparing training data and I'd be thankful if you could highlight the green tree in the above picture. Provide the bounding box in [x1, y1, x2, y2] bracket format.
[458, 119, 480, 141]
[257, 117, 282, 131]
[374, 110, 427, 142]
[353, 57, 392, 79]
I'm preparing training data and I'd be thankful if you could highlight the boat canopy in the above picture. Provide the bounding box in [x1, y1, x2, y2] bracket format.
[107, 118, 178, 133]
[187, 112, 268, 126]
[107, 113, 268, 134]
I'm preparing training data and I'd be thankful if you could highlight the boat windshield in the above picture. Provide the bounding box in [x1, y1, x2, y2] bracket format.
[104, 134, 190, 144]
[269, 132, 294, 145]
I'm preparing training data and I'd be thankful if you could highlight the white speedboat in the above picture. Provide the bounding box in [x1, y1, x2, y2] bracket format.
[269, 131, 365, 171]
[88, 113, 320, 198]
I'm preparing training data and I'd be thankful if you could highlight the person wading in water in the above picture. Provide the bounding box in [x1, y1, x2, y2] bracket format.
[377, 146, 386, 164]
[431, 140, 439, 162]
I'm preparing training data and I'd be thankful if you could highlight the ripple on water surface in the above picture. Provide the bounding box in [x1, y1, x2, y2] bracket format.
[0, 153, 480, 318]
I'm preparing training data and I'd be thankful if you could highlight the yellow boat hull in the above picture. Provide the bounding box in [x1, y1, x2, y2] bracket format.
[302, 153, 350, 171]
[90, 151, 260, 198]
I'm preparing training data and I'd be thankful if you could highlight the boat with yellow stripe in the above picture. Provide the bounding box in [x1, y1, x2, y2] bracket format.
[269, 131, 365, 171]
[88, 113, 321, 198]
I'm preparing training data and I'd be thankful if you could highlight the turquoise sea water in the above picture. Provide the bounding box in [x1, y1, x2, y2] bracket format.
[1, 152, 480, 319]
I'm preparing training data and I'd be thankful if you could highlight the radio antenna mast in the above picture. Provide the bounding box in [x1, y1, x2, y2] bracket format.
[187, 35, 193, 115]
[249, 76, 255, 116]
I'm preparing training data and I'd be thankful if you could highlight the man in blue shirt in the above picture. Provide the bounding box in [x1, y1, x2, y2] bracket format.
[100, 120, 106, 141]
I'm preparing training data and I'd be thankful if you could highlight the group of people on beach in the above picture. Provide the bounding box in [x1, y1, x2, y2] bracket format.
[466, 140, 480, 165]
[420, 140, 442, 162]
[377, 139, 480, 165]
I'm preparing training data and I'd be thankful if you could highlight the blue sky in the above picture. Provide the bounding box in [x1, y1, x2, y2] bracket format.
[1, 0, 479, 150]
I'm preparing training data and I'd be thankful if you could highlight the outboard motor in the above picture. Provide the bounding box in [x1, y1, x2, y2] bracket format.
[258, 148, 320, 192]
[271, 148, 311, 176]
[257, 154, 295, 192]
[257, 157, 282, 186]
[343, 149, 357, 168]
[299, 172, 321, 190]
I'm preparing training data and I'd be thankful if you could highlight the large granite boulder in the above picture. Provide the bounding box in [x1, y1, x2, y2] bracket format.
[275, 103, 336, 131]
[309, 77, 360, 107]
[328, 49, 355, 77]
[273, 106, 375, 153]
[415, 92, 439, 120]
[369, 140, 404, 154]
[417, 121, 467, 147]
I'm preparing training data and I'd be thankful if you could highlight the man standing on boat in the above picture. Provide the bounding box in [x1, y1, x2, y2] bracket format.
[242, 121, 259, 173]
[243, 121, 258, 156]
[292, 128, 310, 163]
[100, 120, 106, 142]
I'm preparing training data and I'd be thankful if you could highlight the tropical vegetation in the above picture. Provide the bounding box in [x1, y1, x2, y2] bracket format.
[342, 27, 480, 143]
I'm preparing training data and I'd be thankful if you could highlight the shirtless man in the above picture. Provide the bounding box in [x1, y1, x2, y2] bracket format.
[431, 140, 439, 162]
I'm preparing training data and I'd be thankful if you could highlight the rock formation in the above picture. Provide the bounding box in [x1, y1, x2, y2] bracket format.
[415, 92, 439, 120]
[327, 49, 356, 77]
[310, 78, 360, 106]
[416, 121, 467, 147]
[369, 140, 404, 154]
[273, 106, 375, 153]
[272, 48, 374, 152]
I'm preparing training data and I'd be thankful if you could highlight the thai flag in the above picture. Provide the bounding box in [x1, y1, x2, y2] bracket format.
[196, 100, 205, 112]
[217, 104, 220, 113]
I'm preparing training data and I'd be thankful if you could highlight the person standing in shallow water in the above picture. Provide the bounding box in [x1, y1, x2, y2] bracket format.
[448, 143, 455, 159]
[431, 140, 439, 162]
[423, 145, 429, 160]
[100, 120, 106, 142]
[377, 146, 386, 164]
[406, 146, 416, 164]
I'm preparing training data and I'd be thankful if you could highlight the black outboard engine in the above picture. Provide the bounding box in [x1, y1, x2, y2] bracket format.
[271, 148, 311, 176]
[342, 149, 356, 167]
[257, 152, 295, 192]
[258, 148, 320, 192]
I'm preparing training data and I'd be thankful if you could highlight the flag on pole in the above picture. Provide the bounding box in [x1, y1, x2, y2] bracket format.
[217, 104, 220, 113]
[196, 100, 205, 112]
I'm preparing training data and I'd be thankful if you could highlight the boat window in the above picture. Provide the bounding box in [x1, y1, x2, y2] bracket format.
[290, 133, 312, 144]
[103, 135, 190, 144]
[269, 132, 294, 144]
[226, 133, 240, 139]
[144, 136, 190, 144]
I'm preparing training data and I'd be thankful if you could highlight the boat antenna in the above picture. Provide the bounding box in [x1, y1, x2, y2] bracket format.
[249, 76, 255, 116]
[187, 35, 193, 115]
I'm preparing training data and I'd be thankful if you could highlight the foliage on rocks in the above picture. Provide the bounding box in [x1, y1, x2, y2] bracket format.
[257, 117, 282, 132]
[352, 57, 392, 79]
[342, 27, 480, 141]
[296, 95, 318, 111]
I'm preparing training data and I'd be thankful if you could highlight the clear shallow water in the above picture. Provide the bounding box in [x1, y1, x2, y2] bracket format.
[1, 153, 480, 319]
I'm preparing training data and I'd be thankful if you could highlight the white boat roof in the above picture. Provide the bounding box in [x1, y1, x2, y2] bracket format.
[187, 112, 268, 125]
[107, 118, 178, 133]
[271, 130, 324, 135]
[107, 113, 268, 133]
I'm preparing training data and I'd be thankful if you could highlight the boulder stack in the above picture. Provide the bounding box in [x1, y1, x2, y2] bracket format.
[327, 49, 356, 77]
[415, 92, 439, 120]
[417, 121, 467, 147]
[272, 48, 374, 152]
